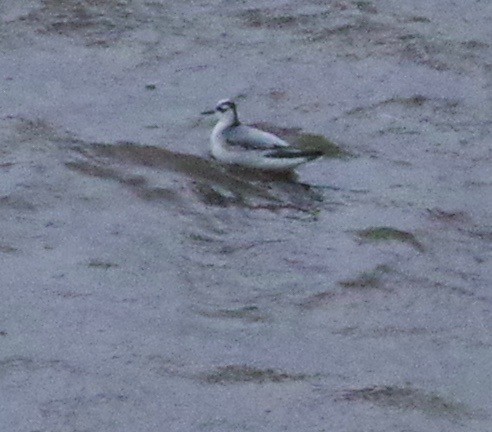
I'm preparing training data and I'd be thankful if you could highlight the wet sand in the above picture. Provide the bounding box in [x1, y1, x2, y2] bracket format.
[1, 1, 491, 431]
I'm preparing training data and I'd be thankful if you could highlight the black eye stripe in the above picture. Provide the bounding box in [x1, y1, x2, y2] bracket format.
[216, 101, 235, 112]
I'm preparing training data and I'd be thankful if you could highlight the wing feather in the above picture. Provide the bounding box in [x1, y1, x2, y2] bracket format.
[265, 148, 323, 159]
[223, 125, 289, 150]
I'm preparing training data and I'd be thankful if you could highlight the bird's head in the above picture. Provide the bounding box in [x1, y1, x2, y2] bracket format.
[201, 99, 239, 125]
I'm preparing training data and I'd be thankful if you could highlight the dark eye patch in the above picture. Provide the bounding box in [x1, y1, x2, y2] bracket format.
[217, 106, 227, 112]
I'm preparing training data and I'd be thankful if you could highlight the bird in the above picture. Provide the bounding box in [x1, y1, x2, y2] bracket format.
[201, 99, 323, 171]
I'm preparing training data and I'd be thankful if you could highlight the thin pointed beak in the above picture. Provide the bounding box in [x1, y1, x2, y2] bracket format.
[201, 109, 215, 115]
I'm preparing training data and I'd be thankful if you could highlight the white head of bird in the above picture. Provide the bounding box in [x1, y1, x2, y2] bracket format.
[201, 99, 239, 127]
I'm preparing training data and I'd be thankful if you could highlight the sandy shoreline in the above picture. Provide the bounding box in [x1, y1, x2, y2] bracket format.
[1, 1, 491, 431]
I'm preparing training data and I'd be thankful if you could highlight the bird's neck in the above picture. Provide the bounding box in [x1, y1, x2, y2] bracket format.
[216, 112, 240, 129]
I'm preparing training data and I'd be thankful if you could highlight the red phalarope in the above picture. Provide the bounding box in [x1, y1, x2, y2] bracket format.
[201, 99, 323, 171]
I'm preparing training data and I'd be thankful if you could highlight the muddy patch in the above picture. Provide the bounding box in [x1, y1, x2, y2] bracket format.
[355, 227, 425, 252]
[197, 306, 270, 323]
[340, 385, 484, 420]
[87, 259, 119, 270]
[426, 208, 472, 226]
[0, 244, 18, 254]
[236, 5, 489, 72]
[66, 141, 324, 212]
[22, 0, 142, 45]
[339, 264, 392, 289]
[200, 365, 308, 385]
[0, 195, 37, 212]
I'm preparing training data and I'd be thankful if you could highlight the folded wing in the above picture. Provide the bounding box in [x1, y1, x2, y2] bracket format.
[224, 125, 289, 150]
[264, 148, 323, 160]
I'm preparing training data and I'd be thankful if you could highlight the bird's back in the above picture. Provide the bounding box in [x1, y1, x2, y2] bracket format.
[222, 124, 289, 151]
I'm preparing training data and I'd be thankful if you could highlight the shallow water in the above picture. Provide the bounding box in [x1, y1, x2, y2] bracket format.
[1, 1, 491, 431]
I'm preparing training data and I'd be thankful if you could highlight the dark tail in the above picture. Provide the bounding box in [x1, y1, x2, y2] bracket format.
[265, 149, 324, 160]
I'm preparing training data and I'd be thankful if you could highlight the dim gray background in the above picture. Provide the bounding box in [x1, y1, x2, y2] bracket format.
[0, 1, 491, 431]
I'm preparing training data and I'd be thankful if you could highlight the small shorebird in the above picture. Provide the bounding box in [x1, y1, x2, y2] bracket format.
[201, 99, 323, 171]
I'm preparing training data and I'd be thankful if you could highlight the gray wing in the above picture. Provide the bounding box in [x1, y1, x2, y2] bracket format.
[223, 125, 289, 150]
